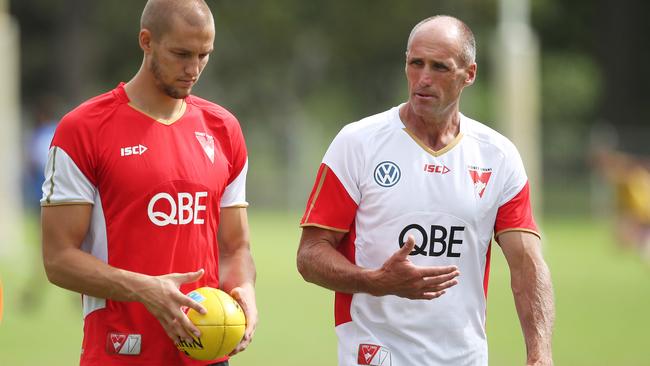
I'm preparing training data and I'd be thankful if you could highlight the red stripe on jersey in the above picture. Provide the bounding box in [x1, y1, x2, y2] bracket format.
[483, 242, 492, 299]
[301, 163, 358, 232]
[301, 163, 358, 326]
[494, 181, 539, 237]
[334, 222, 357, 326]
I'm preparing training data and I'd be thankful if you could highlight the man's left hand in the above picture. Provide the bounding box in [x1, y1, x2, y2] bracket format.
[228, 284, 257, 355]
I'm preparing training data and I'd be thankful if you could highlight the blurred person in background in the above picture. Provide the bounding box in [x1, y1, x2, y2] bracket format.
[40, 1, 257, 365]
[20, 94, 59, 311]
[592, 148, 650, 261]
[297, 15, 554, 366]
[24, 95, 59, 211]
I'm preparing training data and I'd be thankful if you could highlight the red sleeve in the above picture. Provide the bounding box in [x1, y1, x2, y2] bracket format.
[51, 107, 99, 187]
[226, 116, 247, 184]
[300, 163, 358, 232]
[494, 181, 540, 239]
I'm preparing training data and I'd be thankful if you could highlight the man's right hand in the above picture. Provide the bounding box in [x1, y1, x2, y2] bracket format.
[369, 235, 460, 299]
[136, 269, 207, 343]
[42, 205, 209, 343]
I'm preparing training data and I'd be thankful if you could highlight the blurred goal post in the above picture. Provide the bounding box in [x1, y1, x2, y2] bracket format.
[494, 0, 542, 217]
[0, 0, 23, 259]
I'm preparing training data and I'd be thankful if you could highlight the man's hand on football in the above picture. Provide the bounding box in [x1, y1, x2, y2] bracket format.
[136, 269, 207, 343]
[228, 283, 258, 356]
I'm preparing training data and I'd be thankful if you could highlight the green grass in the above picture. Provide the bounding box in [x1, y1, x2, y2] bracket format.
[1, 212, 649, 365]
[487, 218, 650, 365]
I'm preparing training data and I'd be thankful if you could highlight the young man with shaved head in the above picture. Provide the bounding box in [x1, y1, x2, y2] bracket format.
[41, 1, 257, 365]
[298, 15, 554, 365]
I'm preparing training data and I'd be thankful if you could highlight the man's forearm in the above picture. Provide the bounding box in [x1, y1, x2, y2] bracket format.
[219, 246, 256, 292]
[512, 257, 555, 365]
[297, 239, 377, 294]
[44, 245, 148, 302]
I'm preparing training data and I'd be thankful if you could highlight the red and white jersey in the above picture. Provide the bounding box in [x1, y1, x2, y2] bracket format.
[301, 105, 539, 366]
[41, 83, 248, 366]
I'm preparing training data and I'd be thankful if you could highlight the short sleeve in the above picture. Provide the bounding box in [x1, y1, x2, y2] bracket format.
[300, 126, 362, 232]
[220, 117, 248, 208]
[494, 181, 539, 239]
[41, 147, 96, 206]
[300, 163, 358, 232]
[321, 126, 363, 204]
[494, 142, 539, 239]
[41, 113, 98, 206]
[221, 159, 248, 207]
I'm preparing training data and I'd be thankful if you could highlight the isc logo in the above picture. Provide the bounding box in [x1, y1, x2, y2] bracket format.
[147, 192, 208, 227]
[399, 224, 465, 257]
[423, 164, 450, 174]
[121, 144, 148, 156]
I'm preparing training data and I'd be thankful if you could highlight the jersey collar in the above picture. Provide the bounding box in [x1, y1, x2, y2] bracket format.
[394, 104, 465, 157]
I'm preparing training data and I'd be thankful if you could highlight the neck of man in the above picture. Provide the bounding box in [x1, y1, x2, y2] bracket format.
[399, 102, 461, 151]
[124, 65, 185, 123]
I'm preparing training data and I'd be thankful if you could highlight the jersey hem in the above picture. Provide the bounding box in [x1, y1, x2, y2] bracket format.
[494, 228, 541, 242]
[300, 223, 349, 233]
[41, 201, 94, 207]
[220, 203, 249, 208]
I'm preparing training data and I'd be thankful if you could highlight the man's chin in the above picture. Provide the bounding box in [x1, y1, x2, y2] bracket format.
[164, 87, 191, 99]
[410, 101, 435, 116]
[175, 90, 191, 99]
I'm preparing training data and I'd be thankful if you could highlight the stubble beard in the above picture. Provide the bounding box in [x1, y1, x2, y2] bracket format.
[150, 54, 188, 99]
[411, 97, 438, 118]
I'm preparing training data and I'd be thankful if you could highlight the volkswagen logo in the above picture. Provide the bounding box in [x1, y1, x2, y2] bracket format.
[374, 161, 401, 187]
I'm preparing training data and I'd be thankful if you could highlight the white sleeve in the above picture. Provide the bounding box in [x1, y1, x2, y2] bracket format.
[41, 146, 96, 206]
[321, 125, 362, 204]
[497, 139, 529, 206]
[220, 159, 248, 207]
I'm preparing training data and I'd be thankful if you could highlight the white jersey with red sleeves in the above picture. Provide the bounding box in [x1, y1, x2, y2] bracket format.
[41, 83, 248, 366]
[300, 105, 538, 366]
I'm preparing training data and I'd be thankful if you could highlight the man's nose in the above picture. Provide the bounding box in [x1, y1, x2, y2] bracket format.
[185, 58, 201, 77]
[418, 71, 433, 87]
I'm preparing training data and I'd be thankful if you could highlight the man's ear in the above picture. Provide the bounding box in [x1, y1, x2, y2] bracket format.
[404, 51, 409, 74]
[465, 63, 477, 86]
[139, 29, 153, 54]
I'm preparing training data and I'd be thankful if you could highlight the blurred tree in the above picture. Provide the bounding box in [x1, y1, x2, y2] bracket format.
[594, 0, 650, 154]
[203, 0, 498, 207]
[12, 0, 646, 211]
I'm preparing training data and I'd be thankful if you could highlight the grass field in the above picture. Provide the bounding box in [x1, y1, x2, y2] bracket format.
[1, 211, 649, 365]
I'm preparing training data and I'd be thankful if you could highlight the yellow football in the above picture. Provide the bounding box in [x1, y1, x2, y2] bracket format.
[176, 287, 246, 361]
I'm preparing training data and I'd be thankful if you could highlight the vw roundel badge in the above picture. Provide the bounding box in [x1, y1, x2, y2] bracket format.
[374, 161, 401, 187]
